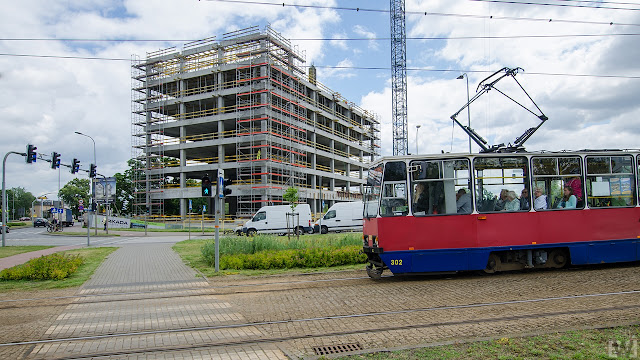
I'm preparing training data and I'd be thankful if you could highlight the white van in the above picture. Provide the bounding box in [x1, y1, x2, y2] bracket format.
[313, 201, 363, 234]
[242, 204, 313, 236]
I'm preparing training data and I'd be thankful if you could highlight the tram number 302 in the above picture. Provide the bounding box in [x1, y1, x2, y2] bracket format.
[390, 259, 403, 266]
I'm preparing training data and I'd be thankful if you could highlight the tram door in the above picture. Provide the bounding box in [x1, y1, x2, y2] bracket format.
[473, 156, 536, 247]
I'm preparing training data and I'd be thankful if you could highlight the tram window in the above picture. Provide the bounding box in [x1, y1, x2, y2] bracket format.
[410, 159, 471, 215]
[364, 164, 383, 218]
[383, 161, 407, 181]
[532, 156, 583, 210]
[474, 156, 529, 213]
[380, 161, 408, 217]
[586, 155, 635, 208]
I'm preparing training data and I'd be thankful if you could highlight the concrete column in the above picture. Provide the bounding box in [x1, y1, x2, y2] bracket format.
[180, 122, 187, 219]
[217, 96, 225, 164]
[178, 74, 187, 219]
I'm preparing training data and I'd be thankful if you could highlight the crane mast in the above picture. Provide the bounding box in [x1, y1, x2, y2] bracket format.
[390, 0, 408, 155]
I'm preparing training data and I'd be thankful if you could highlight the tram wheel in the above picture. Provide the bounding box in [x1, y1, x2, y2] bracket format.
[549, 249, 568, 268]
[366, 264, 383, 280]
[484, 253, 501, 274]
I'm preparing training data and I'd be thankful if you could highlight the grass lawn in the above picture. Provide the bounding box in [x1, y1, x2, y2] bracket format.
[173, 235, 365, 277]
[0, 246, 54, 259]
[0, 247, 118, 291]
[337, 325, 640, 360]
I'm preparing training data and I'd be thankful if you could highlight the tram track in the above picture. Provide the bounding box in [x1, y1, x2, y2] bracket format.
[3, 261, 633, 308]
[0, 263, 634, 310]
[4, 289, 640, 359]
[2, 290, 640, 348]
[0, 274, 382, 310]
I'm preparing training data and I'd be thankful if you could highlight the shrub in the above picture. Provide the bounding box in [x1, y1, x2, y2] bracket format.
[0, 253, 84, 281]
[211, 246, 366, 270]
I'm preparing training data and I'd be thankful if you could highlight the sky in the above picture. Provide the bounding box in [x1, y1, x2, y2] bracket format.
[1, 0, 639, 200]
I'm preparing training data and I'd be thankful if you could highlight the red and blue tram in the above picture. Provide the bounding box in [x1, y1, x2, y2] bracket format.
[362, 150, 640, 279]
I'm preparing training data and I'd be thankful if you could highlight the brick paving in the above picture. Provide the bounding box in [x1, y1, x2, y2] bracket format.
[25, 242, 288, 359]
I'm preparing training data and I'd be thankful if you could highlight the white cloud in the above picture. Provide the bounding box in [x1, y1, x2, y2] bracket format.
[353, 24, 379, 50]
[318, 59, 357, 81]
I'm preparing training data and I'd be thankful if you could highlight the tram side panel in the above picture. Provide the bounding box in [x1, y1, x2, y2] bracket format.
[367, 207, 640, 275]
[371, 215, 478, 273]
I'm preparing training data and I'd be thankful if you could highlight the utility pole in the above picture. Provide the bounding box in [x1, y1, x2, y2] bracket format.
[3, 151, 27, 246]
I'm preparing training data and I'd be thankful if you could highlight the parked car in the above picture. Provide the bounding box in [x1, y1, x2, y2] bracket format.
[19, 217, 31, 221]
[33, 218, 48, 228]
[0, 222, 8, 233]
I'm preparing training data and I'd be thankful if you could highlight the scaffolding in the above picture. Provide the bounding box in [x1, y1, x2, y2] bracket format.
[132, 25, 380, 218]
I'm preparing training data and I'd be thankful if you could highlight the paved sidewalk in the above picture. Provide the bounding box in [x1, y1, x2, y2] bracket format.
[26, 242, 287, 359]
[0, 245, 83, 271]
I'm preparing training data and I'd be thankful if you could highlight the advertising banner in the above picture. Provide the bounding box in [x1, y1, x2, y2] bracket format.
[94, 177, 117, 204]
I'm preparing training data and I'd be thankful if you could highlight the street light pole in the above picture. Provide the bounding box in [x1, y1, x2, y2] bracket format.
[75, 131, 97, 241]
[457, 73, 472, 153]
[415, 125, 421, 154]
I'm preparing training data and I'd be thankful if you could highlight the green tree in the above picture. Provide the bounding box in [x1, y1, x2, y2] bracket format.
[3, 187, 35, 220]
[283, 187, 300, 239]
[58, 179, 90, 218]
[283, 187, 299, 212]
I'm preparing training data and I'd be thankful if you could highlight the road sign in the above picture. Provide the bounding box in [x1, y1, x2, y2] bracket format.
[58, 208, 64, 214]
[189, 199, 192, 210]
[79, 199, 84, 205]
[79, 205, 84, 211]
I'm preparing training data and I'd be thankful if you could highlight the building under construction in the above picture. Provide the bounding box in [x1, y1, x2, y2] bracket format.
[131, 26, 380, 218]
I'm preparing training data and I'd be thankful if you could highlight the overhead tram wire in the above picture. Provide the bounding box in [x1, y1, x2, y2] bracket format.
[468, 0, 640, 11]
[1, 52, 639, 79]
[205, 0, 640, 27]
[3, 33, 640, 43]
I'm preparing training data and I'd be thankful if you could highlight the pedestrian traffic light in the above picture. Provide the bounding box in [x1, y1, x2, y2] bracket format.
[51, 152, 61, 169]
[71, 158, 80, 174]
[201, 174, 212, 197]
[26, 144, 37, 163]
[89, 164, 96, 178]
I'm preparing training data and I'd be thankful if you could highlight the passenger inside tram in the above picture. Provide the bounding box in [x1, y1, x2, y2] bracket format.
[413, 183, 429, 213]
[520, 188, 530, 210]
[566, 176, 583, 207]
[556, 185, 577, 209]
[456, 189, 472, 214]
[533, 187, 548, 210]
[505, 191, 520, 211]
[494, 189, 509, 211]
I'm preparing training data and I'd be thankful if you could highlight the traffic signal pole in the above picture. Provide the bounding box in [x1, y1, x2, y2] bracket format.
[2, 151, 27, 247]
[215, 170, 221, 273]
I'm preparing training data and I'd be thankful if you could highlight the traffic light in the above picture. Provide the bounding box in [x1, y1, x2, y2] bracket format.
[89, 164, 96, 178]
[222, 178, 232, 196]
[217, 169, 233, 197]
[201, 174, 211, 197]
[71, 158, 80, 174]
[51, 152, 61, 169]
[26, 144, 37, 163]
